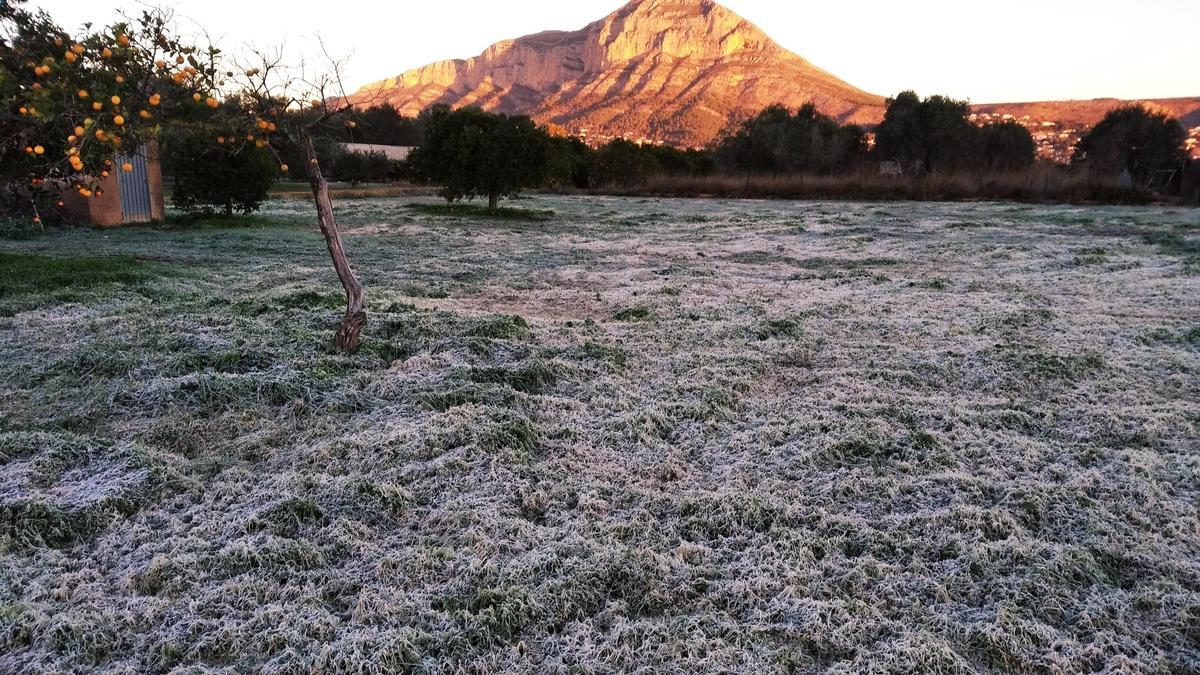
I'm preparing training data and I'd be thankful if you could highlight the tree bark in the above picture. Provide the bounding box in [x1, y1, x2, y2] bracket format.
[488, 190, 498, 210]
[303, 133, 366, 353]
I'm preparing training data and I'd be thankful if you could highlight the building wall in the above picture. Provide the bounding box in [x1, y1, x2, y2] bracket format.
[59, 141, 165, 227]
[343, 143, 414, 161]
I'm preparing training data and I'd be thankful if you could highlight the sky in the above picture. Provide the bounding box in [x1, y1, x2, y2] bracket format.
[32, 0, 1200, 103]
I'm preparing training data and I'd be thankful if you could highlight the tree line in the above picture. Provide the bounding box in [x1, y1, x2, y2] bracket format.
[162, 93, 1193, 215]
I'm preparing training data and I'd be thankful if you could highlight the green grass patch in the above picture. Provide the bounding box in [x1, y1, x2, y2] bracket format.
[0, 252, 163, 295]
[1071, 247, 1110, 266]
[755, 317, 804, 340]
[162, 212, 305, 230]
[0, 252, 170, 316]
[613, 306, 651, 321]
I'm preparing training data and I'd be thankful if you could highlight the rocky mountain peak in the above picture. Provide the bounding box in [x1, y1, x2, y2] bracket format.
[349, 0, 885, 147]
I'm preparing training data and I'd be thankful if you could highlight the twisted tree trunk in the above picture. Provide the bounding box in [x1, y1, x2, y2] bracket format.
[302, 132, 366, 352]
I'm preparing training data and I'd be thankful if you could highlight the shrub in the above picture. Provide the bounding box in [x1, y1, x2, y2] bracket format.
[164, 131, 278, 215]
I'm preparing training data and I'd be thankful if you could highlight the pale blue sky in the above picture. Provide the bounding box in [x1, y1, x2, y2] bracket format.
[33, 0, 1200, 103]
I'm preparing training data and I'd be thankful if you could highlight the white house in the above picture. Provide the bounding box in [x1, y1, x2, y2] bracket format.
[342, 143, 415, 161]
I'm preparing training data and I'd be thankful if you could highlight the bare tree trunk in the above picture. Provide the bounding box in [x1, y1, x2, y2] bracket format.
[302, 133, 366, 352]
[488, 190, 498, 210]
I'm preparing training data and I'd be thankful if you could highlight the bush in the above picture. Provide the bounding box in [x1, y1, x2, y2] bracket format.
[164, 132, 277, 215]
[332, 151, 391, 185]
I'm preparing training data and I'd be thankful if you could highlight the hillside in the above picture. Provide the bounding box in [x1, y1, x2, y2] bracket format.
[348, 0, 886, 147]
[972, 98, 1200, 129]
[348, 0, 1198, 150]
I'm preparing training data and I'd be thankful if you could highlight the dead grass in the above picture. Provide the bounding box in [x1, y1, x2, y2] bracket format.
[613, 167, 1157, 205]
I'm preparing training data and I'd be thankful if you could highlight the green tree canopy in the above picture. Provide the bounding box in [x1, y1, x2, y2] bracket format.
[408, 105, 549, 208]
[164, 130, 278, 215]
[326, 103, 421, 146]
[873, 91, 979, 173]
[332, 150, 390, 186]
[1073, 105, 1186, 182]
[716, 103, 866, 174]
[978, 121, 1036, 172]
[589, 139, 662, 188]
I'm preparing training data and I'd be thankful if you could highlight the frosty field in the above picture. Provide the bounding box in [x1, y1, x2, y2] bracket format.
[1, 195, 1198, 673]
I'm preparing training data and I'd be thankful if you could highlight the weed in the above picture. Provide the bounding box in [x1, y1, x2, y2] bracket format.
[613, 306, 651, 321]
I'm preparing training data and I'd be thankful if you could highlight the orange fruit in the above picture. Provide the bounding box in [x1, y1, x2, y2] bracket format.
[33, 145, 44, 155]
[117, 34, 130, 47]
[110, 95, 121, 105]
[149, 93, 161, 106]
[77, 89, 89, 98]
[206, 97, 218, 108]
[101, 47, 112, 58]
[139, 110, 151, 120]
[92, 102, 103, 110]
[192, 93, 201, 102]
[122, 162, 133, 172]
[280, 164, 289, 173]
[113, 115, 125, 126]
[74, 125, 85, 135]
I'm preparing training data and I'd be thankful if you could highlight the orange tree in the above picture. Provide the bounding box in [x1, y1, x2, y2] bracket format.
[1, 2, 371, 351]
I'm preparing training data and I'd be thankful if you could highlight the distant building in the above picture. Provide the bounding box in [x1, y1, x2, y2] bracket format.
[61, 142, 165, 226]
[342, 143, 414, 161]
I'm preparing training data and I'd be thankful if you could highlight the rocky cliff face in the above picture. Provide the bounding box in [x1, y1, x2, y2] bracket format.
[349, 0, 886, 147]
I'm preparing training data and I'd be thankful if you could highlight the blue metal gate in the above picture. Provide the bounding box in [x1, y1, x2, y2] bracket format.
[117, 148, 152, 223]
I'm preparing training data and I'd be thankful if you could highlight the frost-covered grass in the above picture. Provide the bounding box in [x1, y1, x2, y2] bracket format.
[1, 195, 1199, 673]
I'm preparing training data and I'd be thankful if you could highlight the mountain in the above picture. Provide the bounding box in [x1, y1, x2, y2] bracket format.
[971, 98, 1200, 130]
[347, 0, 886, 147]
[348, 0, 1200, 150]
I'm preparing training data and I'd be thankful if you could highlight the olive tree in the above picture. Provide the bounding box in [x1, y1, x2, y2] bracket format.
[1073, 105, 1186, 183]
[409, 105, 549, 209]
